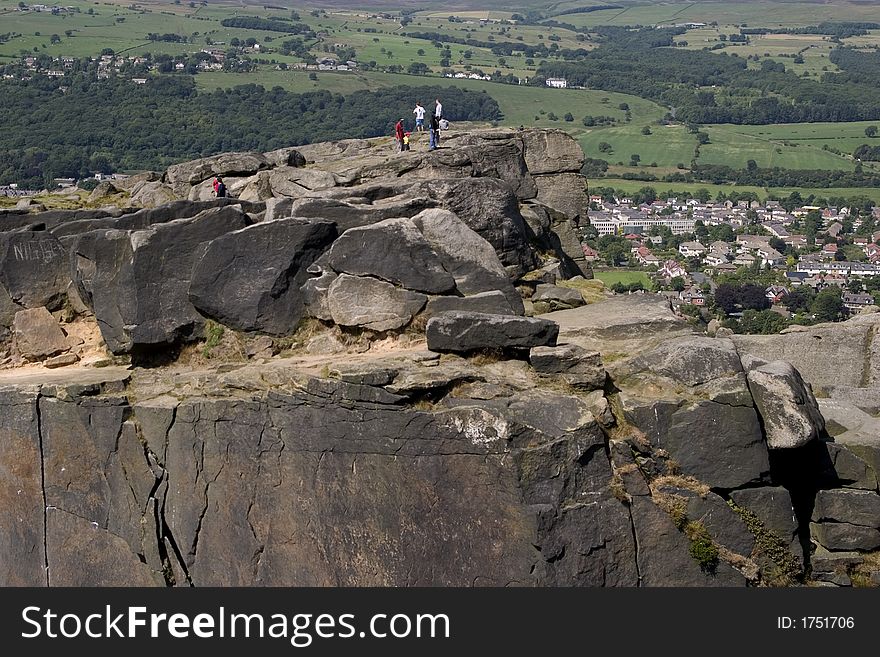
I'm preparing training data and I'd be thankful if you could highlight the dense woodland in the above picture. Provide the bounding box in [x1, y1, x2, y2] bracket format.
[0, 76, 500, 188]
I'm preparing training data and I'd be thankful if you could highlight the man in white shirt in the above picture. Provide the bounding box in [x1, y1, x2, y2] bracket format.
[434, 98, 443, 119]
[413, 102, 426, 132]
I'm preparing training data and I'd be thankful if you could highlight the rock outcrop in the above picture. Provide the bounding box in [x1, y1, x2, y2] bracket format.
[4, 130, 880, 588]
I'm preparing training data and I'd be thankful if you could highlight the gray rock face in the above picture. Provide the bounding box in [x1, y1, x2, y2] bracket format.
[521, 128, 585, 175]
[529, 344, 606, 390]
[50, 199, 264, 237]
[0, 230, 69, 309]
[812, 489, 880, 527]
[622, 336, 744, 388]
[626, 396, 769, 490]
[327, 274, 427, 331]
[811, 522, 880, 551]
[533, 283, 585, 310]
[413, 178, 537, 276]
[263, 146, 306, 168]
[301, 269, 337, 322]
[289, 196, 436, 233]
[130, 180, 177, 208]
[13, 307, 67, 359]
[164, 152, 271, 186]
[327, 218, 456, 294]
[0, 285, 19, 332]
[631, 497, 746, 586]
[265, 166, 339, 198]
[545, 294, 695, 353]
[0, 391, 46, 585]
[71, 206, 251, 353]
[188, 218, 337, 335]
[732, 315, 880, 392]
[684, 491, 756, 557]
[411, 208, 523, 313]
[533, 172, 590, 223]
[824, 442, 878, 491]
[426, 311, 559, 352]
[425, 291, 515, 317]
[263, 197, 296, 223]
[746, 360, 825, 450]
[729, 486, 801, 559]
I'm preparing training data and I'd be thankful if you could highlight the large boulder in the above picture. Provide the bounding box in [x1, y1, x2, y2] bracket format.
[288, 196, 436, 233]
[746, 360, 825, 450]
[326, 217, 456, 294]
[521, 203, 592, 279]
[521, 129, 585, 175]
[533, 283, 586, 310]
[0, 230, 70, 310]
[533, 173, 590, 223]
[188, 218, 337, 335]
[51, 199, 263, 237]
[12, 307, 67, 359]
[263, 146, 306, 168]
[621, 394, 769, 490]
[812, 489, 880, 528]
[71, 206, 250, 353]
[619, 336, 745, 386]
[660, 401, 769, 490]
[811, 522, 880, 552]
[425, 291, 516, 317]
[426, 311, 558, 352]
[129, 181, 177, 208]
[301, 269, 337, 322]
[164, 152, 270, 187]
[327, 274, 426, 332]
[412, 178, 537, 277]
[544, 294, 695, 355]
[411, 208, 523, 313]
[529, 344, 606, 390]
[264, 166, 339, 198]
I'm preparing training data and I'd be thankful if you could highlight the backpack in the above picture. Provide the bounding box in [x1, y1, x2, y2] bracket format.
[216, 182, 226, 197]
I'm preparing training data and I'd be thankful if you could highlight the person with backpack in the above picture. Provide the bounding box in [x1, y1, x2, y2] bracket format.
[213, 177, 226, 198]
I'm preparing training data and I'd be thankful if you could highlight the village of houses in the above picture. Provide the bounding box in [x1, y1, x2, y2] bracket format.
[581, 194, 880, 316]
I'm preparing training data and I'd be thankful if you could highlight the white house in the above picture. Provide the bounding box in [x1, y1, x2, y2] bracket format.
[545, 78, 567, 89]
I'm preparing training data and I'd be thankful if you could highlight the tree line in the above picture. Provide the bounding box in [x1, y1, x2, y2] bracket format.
[0, 75, 500, 188]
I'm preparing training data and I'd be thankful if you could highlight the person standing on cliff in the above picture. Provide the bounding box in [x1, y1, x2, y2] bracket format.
[413, 102, 426, 132]
[434, 98, 443, 121]
[428, 114, 440, 151]
[394, 118, 405, 153]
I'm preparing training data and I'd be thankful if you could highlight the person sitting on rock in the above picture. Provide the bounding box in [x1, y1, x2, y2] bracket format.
[213, 177, 226, 198]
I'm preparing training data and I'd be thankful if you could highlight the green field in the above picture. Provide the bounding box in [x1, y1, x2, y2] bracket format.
[579, 120, 868, 172]
[593, 270, 653, 286]
[725, 121, 880, 158]
[700, 125, 858, 170]
[580, 123, 696, 167]
[554, 1, 880, 28]
[594, 177, 880, 203]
